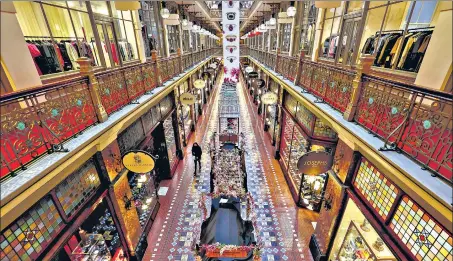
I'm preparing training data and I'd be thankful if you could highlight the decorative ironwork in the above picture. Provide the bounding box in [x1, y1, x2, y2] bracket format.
[0, 79, 96, 178]
[124, 66, 146, 101]
[96, 70, 130, 114]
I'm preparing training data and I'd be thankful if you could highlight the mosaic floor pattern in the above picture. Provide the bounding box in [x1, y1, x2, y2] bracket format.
[145, 74, 313, 261]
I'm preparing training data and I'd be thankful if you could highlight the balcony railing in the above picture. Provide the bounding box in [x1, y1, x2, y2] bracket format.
[0, 48, 219, 179]
[246, 47, 453, 184]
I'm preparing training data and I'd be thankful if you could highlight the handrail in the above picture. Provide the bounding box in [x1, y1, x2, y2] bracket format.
[0, 48, 218, 180]
[246, 46, 453, 183]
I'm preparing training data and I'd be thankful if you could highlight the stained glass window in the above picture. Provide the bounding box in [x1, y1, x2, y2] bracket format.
[284, 94, 298, 117]
[55, 159, 101, 217]
[354, 158, 399, 220]
[295, 104, 315, 132]
[390, 196, 453, 261]
[0, 197, 63, 260]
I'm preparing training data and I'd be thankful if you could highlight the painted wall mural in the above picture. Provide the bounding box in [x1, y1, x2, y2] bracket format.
[222, 1, 240, 83]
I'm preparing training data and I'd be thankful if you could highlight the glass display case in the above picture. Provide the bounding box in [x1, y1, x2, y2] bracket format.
[163, 116, 177, 172]
[329, 199, 397, 261]
[127, 172, 158, 228]
[71, 234, 111, 261]
[298, 174, 328, 212]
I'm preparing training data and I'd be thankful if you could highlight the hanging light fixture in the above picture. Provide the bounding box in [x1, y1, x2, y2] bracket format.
[160, 1, 170, 19]
[269, 13, 276, 25]
[287, 1, 296, 17]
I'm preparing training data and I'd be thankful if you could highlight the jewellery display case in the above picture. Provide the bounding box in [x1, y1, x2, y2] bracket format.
[336, 221, 397, 261]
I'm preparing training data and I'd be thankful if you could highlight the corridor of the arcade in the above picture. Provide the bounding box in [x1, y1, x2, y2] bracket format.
[144, 71, 318, 261]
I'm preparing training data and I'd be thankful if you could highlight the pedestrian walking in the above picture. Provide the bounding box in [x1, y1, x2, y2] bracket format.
[192, 142, 202, 175]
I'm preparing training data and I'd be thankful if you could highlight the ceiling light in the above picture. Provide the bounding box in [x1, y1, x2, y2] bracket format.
[160, 2, 170, 19]
[287, 1, 296, 17]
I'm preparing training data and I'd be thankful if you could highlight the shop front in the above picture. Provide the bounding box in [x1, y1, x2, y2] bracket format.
[279, 93, 338, 211]
[13, 1, 140, 78]
[175, 81, 194, 146]
[312, 153, 453, 261]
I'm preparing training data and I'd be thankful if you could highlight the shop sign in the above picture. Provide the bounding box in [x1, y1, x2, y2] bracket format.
[122, 150, 155, 173]
[297, 151, 333, 176]
[245, 66, 254, 73]
[180, 92, 196, 105]
[194, 79, 206, 89]
[261, 92, 278, 105]
[248, 72, 258, 78]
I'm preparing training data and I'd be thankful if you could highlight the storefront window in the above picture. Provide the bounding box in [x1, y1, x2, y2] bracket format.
[182, 30, 191, 53]
[112, 8, 139, 63]
[270, 29, 277, 51]
[139, 1, 164, 57]
[320, 5, 343, 60]
[299, 1, 317, 55]
[279, 23, 292, 53]
[128, 172, 158, 228]
[167, 25, 179, 54]
[329, 199, 397, 261]
[163, 114, 178, 171]
[358, 1, 435, 73]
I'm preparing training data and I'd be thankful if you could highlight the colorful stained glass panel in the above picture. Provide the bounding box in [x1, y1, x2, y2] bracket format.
[390, 196, 453, 261]
[0, 197, 63, 260]
[354, 158, 399, 220]
[55, 159, 101, 217]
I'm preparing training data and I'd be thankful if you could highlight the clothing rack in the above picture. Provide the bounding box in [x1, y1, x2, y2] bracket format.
[407, 26, 434, 33]
[24, 36, 81, 39]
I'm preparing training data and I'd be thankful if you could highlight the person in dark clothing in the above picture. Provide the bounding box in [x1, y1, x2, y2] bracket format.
[192, 142, 202, 175]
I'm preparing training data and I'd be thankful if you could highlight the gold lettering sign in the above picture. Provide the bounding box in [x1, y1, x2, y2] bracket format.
[261, 92, 278, 105]
[297, 151, 333, 176]
[122, 150, 155, 173]
[180, 92, 196, 105]
[194, 79, 206, 89]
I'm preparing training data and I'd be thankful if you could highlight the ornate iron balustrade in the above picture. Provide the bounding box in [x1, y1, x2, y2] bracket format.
[0, 48, 218, 179]
[356, 76, 453, 182]
[246, 47, 453, 183]
[0, 79, 97, 178]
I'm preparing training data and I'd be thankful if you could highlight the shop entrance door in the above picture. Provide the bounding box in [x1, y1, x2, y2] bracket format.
[96, 22, 120, 68]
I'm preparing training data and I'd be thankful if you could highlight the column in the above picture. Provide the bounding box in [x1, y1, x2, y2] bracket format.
[0, 2, 42, 91]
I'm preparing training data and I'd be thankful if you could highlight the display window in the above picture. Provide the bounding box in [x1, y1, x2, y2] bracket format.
[319, 5, 344, 60]
[298, 1, 317, 56]
[139, 1, 165, 57]
[14, 1, 140, 76]
[127, 171, 158, 228]
[279, 23, 292, 53]
[167, 25, 180, 54]
[358, 1, 438, 73]
[112, 10, 139, 63]
[15, 1, 103, 76]
[329, 198, 397, 261]
[53, 199, 125, 260]
[176, 82, 193, 142]
[163, 114, 178, 172]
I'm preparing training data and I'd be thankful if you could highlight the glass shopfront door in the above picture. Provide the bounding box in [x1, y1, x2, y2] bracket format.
[96, 22, 119, 68]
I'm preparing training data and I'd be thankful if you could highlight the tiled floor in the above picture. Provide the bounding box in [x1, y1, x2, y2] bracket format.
[144, 74, 317, 261]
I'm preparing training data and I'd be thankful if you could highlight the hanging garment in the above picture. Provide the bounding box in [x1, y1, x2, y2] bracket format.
[323, 37, 330, 55]
[127, 42, 134, 59]
[377, 34, 401, 67]
[90, 41, 100, 67]
[53, 43, 65, 69]
[401, 32, 432, 72]
[110, 43, 119, 65]
[27, 43, 43, 75]
[361, 36, 376, 54]
[58, 42, 74, 71]
[328, 36, 339, 58]
[397, 33, 417, 69]
[389, 36, 403, 67]
[118, 42, 127, 61]
[65, 42, 80, 69]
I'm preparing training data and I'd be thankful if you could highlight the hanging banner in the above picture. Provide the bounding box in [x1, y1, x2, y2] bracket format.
[261, 92, 278, 105]
[222, 1, 240, 83]
[122, 150, 155, 173]
[297, 151, 334, 176]
[180, 92, 196, 105]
